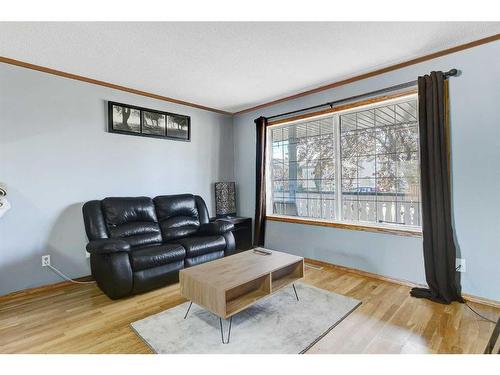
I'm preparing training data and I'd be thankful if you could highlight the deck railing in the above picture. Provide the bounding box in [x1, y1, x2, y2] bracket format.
[273, 191, 420, 227]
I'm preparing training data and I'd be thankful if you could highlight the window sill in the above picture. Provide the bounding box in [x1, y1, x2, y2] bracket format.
[265, 215, 422, 238]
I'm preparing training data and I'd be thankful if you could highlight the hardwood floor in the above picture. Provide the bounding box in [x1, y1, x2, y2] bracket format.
[0, 263, 498, 354]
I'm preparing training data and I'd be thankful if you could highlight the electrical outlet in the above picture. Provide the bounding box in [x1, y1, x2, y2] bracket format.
[456, 258, 466, 273]
[42, 255, 51, 267]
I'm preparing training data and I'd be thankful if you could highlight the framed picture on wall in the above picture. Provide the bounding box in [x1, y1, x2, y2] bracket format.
[167, 114, 190, 140]
[110, 104, 141, 133]
[108, 101, 190, 141]
[142, 110, 166, 136]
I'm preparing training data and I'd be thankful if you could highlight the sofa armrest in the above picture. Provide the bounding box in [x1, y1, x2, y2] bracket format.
[197, 220, 235, 236]
[86, 239, 131, 254]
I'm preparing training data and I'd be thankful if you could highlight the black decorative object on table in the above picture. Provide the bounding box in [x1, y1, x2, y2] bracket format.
[214, 182, 236, 217]
[108, 101, 190, 141]
[211, 216, 252, 253]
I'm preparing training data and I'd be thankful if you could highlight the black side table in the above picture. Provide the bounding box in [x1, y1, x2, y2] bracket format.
[210, 216, 253, 252]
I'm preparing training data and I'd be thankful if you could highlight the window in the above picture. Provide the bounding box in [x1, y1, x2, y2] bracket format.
[266, 94, 421, 233]
[269, 117, 337, 220]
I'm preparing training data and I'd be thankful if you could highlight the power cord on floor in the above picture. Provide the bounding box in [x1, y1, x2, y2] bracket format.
[464, 301, 497, 324]
[455, 264, 497, 324]
[47, 264, 96, 285]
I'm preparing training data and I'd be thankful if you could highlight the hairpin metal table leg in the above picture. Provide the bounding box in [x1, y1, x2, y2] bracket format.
[219, 317, 232, 344]
[292, 283, 299, 301]
[183, 301, 193, 319]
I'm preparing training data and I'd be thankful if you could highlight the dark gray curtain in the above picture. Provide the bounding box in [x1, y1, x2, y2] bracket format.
[254, 116, 268, 246]
[410, 71, 463, 304]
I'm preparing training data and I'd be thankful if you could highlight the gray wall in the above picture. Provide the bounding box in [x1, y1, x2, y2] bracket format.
[233, 41, 500, 301]
[0, 63, 234, 295]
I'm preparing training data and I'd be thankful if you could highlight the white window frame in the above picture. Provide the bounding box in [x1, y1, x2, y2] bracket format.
[265, 93, 422, 236]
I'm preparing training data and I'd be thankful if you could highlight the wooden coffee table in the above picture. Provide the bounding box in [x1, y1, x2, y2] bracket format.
[179, 248, 304, 343]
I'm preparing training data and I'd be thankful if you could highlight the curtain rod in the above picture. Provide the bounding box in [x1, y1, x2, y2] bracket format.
[266, 68, 458, 121]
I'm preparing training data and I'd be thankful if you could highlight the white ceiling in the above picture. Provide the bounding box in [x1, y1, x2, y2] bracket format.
[0, 22, 499, 113]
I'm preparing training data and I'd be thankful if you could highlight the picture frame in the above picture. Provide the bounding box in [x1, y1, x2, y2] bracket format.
[167, 114, 190, 140]
[108, 101, 191, 141]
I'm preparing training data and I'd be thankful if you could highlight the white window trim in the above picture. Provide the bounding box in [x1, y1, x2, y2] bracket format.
[265, 93, 422, 236]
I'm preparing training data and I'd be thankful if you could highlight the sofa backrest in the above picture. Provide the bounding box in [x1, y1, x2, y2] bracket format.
[153, 194, 205, 241]
[82, 194, 211, 244]
[101, 197, 162, 247]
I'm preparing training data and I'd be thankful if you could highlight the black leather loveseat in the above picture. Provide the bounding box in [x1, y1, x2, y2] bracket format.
[82, 194, 235, 299]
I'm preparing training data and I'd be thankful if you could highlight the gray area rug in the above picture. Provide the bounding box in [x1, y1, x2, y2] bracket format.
[131, 282, 361, 354]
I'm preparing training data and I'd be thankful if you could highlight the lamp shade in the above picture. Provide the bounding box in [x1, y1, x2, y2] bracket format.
[215, 182, 236, 217]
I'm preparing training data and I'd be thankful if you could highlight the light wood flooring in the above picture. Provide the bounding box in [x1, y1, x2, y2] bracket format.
[0, 263, 498, 353]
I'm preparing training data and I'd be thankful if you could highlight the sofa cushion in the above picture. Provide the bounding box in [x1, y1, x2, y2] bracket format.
[130, 243, 186, 271]
[154, 195, 200, 241]
[175, 235, 226, 258]
[102, 197, 161, 247]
